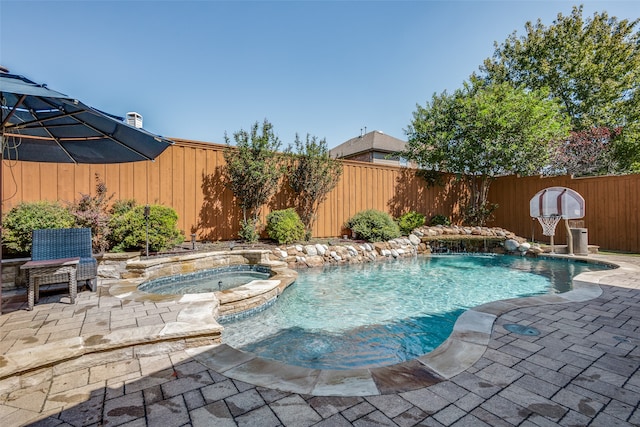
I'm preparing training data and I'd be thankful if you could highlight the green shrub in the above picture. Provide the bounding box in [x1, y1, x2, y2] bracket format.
[430, 214, 451, 226]
[266, 208, 305, 244]
[2, 201, 75, 255]
[108, 204, 183, 252]
[345, 209, 401, 242]
[238, 218, 260, 243]
[109, 199, 136, 217]
[396, 211, 426, 235]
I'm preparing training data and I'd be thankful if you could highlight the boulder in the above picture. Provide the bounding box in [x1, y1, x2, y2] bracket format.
[304, 245, 318, 256]
[373, 242, 389, 254]
[305, 255, 324, 267]
[315, 243, 327, 256]
[409, 233, 421, 246]
[529, 245, 544, 255]
[504, 239, 520, 251]
[518, 242, 531, 252]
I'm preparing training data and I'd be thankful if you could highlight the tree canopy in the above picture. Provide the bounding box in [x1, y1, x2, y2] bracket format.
[403, 80, 570, 225]
[481, 5, 640, 172]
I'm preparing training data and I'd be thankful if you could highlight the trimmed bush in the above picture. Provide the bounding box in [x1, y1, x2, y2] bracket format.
[266, 208, 305, 244]
[430, 214, 451, 226]
[239, 218, 260, 243]
[109, 199, 136, 217]
[396, 211, 425, 235]
[345, 209, 401, 242]
[2, 201, 75, 255]
[108, 204, 184, 252]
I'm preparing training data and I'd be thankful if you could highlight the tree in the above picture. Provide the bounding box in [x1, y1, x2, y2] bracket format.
[287, 134, 343, 239]
[548, 127, 621, 177]
[223, 119, 283, 242]
[482, 5, 640, 172]
[402, 80, 570, 225]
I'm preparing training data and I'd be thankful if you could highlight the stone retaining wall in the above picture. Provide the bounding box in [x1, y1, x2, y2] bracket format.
[269, 226, 531, 269]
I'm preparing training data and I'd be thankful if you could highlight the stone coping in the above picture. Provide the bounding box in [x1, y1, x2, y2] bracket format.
[184, 256, 637, 397]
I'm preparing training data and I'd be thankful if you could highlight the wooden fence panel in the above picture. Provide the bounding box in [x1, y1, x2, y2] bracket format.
[2, 138, 638, 252]
[487, 174, 640, 253]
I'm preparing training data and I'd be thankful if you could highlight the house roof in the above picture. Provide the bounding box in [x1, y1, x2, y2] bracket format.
[330, 130, 406, 159]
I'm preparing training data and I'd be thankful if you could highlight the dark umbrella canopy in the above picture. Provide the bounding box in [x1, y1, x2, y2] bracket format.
[1, 71, 174, 314]
[1, 72, 173, 163]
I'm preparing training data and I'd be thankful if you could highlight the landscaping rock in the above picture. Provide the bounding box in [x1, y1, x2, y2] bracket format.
[409, 234, 421, 246]
[504, 239, 520, 251]
[518, 242, 531, 252]
[305, 256, 324, 267]
[304, 245, 317, 256]
[315, 244, 327, 256]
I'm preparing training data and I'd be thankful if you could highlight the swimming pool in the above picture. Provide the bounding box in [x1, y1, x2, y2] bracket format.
[221, 255, 609, 369]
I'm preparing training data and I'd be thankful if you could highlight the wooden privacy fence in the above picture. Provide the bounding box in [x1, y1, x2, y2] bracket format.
[2, 138, 639, 252]
[487, 173, 640, 253]
[1, 139, 464, 242]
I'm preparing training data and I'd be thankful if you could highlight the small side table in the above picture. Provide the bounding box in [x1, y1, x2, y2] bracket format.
[20, 257, 80, 311]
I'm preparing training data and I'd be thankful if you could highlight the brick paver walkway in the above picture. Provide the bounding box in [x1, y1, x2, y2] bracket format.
[0, 254, 639, 426]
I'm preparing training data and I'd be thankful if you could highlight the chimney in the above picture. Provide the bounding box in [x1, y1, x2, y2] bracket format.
[126, 112, 143, 128]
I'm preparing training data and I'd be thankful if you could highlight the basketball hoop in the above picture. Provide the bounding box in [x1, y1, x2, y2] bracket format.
[530, 187, 586, 255]
[536, 215, 561, 236]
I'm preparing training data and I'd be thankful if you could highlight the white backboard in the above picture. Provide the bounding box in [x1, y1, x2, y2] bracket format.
[529, 186, 585, 219]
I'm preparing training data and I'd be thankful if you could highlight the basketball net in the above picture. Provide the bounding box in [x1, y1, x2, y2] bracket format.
[537, 215, 562, 237]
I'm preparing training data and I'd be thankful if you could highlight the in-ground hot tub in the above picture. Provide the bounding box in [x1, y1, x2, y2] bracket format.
[123, 250, 297, 321]
[138, 264, 273, 294]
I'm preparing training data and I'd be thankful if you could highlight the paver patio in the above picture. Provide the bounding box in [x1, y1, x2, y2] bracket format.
[0, 253, 639, 426]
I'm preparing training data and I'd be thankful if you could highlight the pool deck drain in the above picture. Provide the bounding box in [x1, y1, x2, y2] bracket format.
[503, 324, 541, 336]
[1, 253, 640, 426]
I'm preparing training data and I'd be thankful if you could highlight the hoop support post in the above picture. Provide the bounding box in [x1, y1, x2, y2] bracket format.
[564, 218, 573, 255]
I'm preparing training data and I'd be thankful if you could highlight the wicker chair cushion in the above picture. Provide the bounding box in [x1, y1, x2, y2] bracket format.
[31, 228, 97, 282]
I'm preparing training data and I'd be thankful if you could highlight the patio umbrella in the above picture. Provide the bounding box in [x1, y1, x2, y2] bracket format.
[0, 71, 174, 313]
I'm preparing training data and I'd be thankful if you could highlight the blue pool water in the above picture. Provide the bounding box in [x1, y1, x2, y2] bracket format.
[221, 255, 609, 369]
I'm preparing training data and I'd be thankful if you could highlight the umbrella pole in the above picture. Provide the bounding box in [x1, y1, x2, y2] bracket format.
[1, 134, 4, 315]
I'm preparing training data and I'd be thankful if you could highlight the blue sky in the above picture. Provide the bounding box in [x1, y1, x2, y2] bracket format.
[1, 1, 637, 149]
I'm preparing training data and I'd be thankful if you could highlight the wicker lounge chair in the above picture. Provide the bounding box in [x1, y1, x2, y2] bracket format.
[20, 228, 98, 309]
